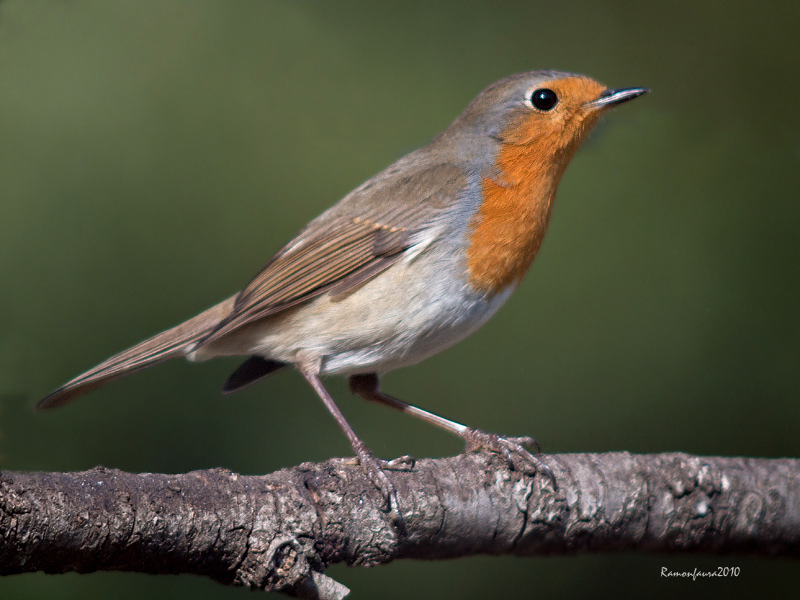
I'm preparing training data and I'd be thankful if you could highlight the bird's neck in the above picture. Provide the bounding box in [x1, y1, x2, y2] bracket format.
[466, 140, 574, 295]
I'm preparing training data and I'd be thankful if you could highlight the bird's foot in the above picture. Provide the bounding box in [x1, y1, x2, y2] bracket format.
[348, 442, 410, 528]
[461, 428, 556, 486]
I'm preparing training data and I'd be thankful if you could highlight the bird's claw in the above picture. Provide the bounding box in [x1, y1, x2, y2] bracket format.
[462, 428, 556, 486]
[350, 443, 407, 528]
[363, 459, 398, 512]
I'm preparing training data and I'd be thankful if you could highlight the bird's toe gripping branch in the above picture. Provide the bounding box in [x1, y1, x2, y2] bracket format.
[461, 428, 556, 486]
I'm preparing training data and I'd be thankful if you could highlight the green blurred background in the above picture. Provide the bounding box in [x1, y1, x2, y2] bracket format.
[1, 0, 798, 598]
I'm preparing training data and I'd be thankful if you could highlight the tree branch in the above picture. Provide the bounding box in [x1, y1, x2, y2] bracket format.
[1, 452, 798, 598]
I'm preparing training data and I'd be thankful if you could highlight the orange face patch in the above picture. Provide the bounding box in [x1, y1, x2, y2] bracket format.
[466, 76, 608, 294]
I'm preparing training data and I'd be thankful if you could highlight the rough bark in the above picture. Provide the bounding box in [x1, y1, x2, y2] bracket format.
[1, 451, 798, 598]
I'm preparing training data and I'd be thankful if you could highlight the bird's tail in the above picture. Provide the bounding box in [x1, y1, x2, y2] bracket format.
[37, 296, 236, 409]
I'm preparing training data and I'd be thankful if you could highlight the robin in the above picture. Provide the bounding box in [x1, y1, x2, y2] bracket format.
[39, 70, 647, 512]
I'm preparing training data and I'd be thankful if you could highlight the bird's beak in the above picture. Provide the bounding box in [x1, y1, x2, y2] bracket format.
[587, 87, 649, 110]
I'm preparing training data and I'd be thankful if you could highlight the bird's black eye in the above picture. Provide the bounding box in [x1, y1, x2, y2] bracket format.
[530, 88, 558, 111]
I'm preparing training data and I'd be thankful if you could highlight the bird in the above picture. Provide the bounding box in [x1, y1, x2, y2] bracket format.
[39, 70, 647, 513]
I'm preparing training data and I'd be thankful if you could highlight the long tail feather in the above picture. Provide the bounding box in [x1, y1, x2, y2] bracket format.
[38, 296, 236, 409]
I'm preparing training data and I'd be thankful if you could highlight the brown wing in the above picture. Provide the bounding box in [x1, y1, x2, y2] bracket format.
[195, 161, 466, 348]
[195, 216, 415, 345]
[191, 157, 467, 349]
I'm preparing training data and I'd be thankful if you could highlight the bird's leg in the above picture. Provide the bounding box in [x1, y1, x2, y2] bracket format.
[349, 373, 555, 484]
[296, 355, 403, 518]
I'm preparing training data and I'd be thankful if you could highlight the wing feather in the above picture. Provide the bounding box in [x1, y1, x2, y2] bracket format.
[195, 161, 467, 349]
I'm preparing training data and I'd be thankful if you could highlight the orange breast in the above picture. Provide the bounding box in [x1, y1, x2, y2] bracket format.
[466, 127, 568, 294]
